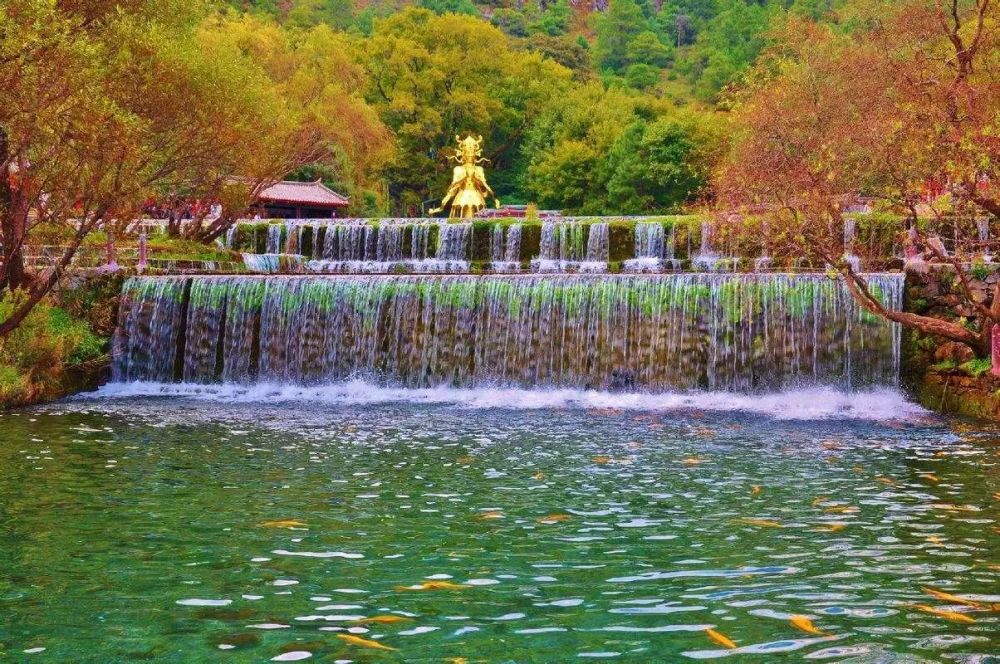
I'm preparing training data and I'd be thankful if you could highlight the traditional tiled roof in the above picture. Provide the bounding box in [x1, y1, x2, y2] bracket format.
[259, 180, 349, 208]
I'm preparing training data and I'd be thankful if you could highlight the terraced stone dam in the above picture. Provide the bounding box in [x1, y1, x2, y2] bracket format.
[112, 273, 903, 392]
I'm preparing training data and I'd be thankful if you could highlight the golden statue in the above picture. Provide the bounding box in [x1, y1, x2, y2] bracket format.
[429, 134, 500, 218]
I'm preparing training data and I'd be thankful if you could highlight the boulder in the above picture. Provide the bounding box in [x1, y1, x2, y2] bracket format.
[934, 342, 975, 364]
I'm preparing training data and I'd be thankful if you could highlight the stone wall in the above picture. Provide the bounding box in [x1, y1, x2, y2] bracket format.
[903, 262, 1000, 418]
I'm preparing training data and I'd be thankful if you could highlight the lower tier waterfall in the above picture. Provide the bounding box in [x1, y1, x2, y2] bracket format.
[111, 274, 903, 392]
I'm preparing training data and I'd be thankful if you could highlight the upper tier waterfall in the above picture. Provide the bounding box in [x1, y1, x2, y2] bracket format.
[112, 273, 903, 392]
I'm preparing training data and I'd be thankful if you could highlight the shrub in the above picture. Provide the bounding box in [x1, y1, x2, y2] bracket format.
[0, 292, 107, 408]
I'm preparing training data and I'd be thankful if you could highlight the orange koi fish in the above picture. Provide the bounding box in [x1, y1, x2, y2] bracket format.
[592, 456, 611, 464]
[351, 615, 412, 625]
[705, 628, 737, 649]
[751, 485, 762, 496]
[914, 604, 976, 624]
[536, 514, 571, 524]
[259, 519, 307, 528]
[823, 505, 858, 514]
[737, 518, 782, 528]
[789, 615, 825, 635]
[815, 523, 847, 532]
[920, 587, 981, 608]
[337, 634, 397, 651]
[477, 511, 504, 520]
[396, 580, 468, 591]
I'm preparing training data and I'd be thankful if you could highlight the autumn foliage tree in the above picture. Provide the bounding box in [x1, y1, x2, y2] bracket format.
[717, 0, 999, 356]
[0, 0, 324, 336]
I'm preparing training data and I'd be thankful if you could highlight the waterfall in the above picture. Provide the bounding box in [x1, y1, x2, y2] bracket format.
[625, 223, 679, 273]
[113, 273, 904, 392]
[408, 224, 430, 261]
[977, 218, 992, 262]
[491, 224, 523, 271]
[843, 217, 861, 271]
[375, 224, 403, 262]
[409, 223, 470, 273]
[533, 222, 594, 272]
[242, 253, 282, 273]
[265, 225, 283, 254]
[580, 223, 609, 273]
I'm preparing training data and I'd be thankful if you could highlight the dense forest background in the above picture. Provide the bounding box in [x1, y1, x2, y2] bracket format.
[215, 0, 846, 215]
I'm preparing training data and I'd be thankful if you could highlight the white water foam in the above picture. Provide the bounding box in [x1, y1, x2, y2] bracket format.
[88, 381, 928, 421]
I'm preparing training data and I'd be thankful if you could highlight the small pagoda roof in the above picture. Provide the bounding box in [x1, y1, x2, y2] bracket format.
[259, 180, 349, 208]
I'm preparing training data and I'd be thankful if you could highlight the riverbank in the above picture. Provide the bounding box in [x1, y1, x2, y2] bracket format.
[0, 274, 120, 409]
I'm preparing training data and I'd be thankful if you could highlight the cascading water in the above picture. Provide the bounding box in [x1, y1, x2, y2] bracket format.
[265, 225, 283, 254]
[692, 221, 737, 272]
[112, 273, 903, 392]
[843, 217, 861, 272]
[580, 223, 609, 273]
[624, 223, 680, 273]
[533, 222, 591, 272]
[490, 224, 523, 271]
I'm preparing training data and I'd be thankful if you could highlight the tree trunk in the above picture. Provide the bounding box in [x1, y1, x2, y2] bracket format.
[0, 124, 26, 293]
[0, 216, 97, 338]
[841, 268, 989, 356]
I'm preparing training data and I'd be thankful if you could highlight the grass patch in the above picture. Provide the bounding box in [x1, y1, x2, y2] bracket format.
[0, 292, 108, 409]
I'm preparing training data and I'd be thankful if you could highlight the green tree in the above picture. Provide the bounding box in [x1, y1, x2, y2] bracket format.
[533, 0, 571, 36]
[593, 0, 650, 73]
[419, 0, 478, 16]
[362, 9, 571, 212]
[678, 0, 773, 102]
[606, 113, 725, 212]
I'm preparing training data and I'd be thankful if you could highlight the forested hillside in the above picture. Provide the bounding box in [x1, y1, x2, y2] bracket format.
[213, 0, 848, 215]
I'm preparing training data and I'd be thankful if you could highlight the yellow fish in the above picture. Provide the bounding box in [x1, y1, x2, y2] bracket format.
[751, 485, 762, 496]
[914, 604, 976, 624]
[592, 456, 611, 464]
[815, 523, 847, 532]
[876, 476, 894, 484]
[536, 514, 571, 524]
[477, 511, 504, 520]
[532, 472, 546, 480]
[811, 496, 829, 507]
[927, 535, 944, 545]
[684, 457, 702, 465]
[738, 518, 782, 528]
[920, 587, 981, 608]
[824, 505, 858, 514]
[337, 634, 397, 651]
[789, 615, 825, 635]
[919, 473, 940, 483]
[456, 455, 474, 464]
[396, 580, 468, 591]
[259, 519, 307, 528]
[992, 492, 1000, 500]
[705, 628, 737, 649]
[447, 659, 470, 664]
[351, 615, 412, 625]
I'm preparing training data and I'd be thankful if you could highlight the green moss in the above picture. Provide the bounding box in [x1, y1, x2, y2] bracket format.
[300, 225, 314, 258]
[930, 359, 958, 371]
[607, 221, 634, 263]
[960, 357, 992, 377]
[971, 261, 990, 280]
[470, 221, 494, 262]
[513, 223, 537, 262]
